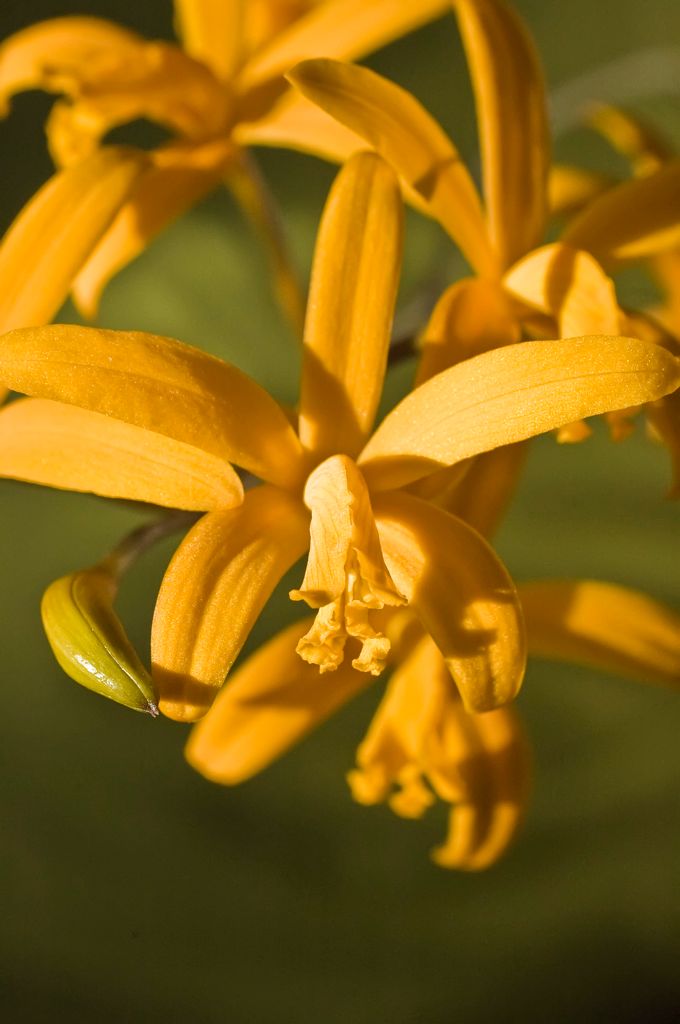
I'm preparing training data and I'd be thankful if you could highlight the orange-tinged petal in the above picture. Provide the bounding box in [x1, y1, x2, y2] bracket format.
[374, 491, 526, 712]
[0, 398, 242, 511]
[298, 152, 402, 458]
[359, 336, 680, 490]
[72, 140, 233, 318]
[435, 442, 529, 540]
[186, 616, 370, 784]
[563, 159, 680, 267]
[152, 485, 310, 722]
[238, 0, 450, 91]
[287, 59, 496, 277]
[174, 0, 244, 81]
[504, 243, 622, 337]
[0, 324, 306, 489]
[453, 0, 549, 268]
[548, 164, 616, 219]
[520, 580, 680, 689]
[416, 276, 521, 385]
[0, 147, 146, 333]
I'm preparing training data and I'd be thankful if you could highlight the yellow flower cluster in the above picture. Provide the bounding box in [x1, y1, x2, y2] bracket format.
[1, 0, 679, 870]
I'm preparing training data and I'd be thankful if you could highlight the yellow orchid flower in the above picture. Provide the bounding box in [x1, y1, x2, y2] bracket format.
[287, 0, 680, 469]
[1, 152, 678, 731]
[0, 0, 450, 333]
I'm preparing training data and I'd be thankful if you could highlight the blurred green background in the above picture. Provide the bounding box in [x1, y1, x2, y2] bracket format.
[2, 1, 680, 1021]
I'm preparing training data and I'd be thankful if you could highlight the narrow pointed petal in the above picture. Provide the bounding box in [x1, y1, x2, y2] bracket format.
[42, 564, 157, 715]
[548, 165, 616, 218]
[359, 336, 680, 490]
[563, 160, 680, 267]
[520, 580, 680, 689]
[239, 0, 450, 91]
[374, 491, 526, 712]
[588, 103, 671, 175]
[0, 147, 146, 333]
[452, 0, 549, 268]
[647, 391, 680, 498]
[186, 617, 370, 784]
[174, 0, 244, 80]
[235, 90, 364, 164]
[298, 153, 402, 458]
[287, 59, 496, 277]
[152, 486, 310, 722]
[0, 324, 306, 489]
[73, 141, 233, 318]
[431, 702, 530, 871]
[0, 398, 243, 511]
[504, 243, 622, 337]
[416, 277, 520, 385]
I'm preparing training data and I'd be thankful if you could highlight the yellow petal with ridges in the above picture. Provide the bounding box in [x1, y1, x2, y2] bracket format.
[0, 398, 243, 511]
[0, 147, 146, 333]
[0, 324, 306, 489]
[298, 152, 402, 458]
[174, 0, 244, 80]
[152, 486, 310, 722]
[563, 159, 680, 267]
[374, 491, 526, 712]
[453, 0, 549, 268]
[359, 336, 680, 490]
[186, 617, 370, 784]
[520, 580, 680, 688]
[287, 58, 496, 277]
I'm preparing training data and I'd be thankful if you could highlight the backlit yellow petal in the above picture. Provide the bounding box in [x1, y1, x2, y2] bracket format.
[298, 152, 402, 458]
[520, 580, 680, 688]
[73, 140, 233, 318]
[0, 324, 306, 489]
[290, 455, 404, 675]
[453, 0, 549, 268]
[239, 0, 450, 91]
[287, 58, 496, 277]
[0, 147, 146, 333]
[152, 486, 310, 722]
[359, 336, 680, 490]
[186, 617, 369, 784]
[374, 491, 526, 712]
[0, 398, 243, 511]
[563, 160, 680, 267]
[548, 164, 616, 218]
[174, 0, 244, 80]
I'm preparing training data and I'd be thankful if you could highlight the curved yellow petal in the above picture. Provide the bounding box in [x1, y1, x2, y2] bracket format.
[431, 701, 530, 871]
[374, 491, 526, 712]
[453, 0, 549, 268]
[520, 580, 680, 689]
[416, 276, 521, 385]
[548, 164, 616, 219]
[0, 398, 243, 511]
[287, 59, 496, 277]
[0, 16, 141, 114]
[0, 147, 146, 333]
[298, 152, 402, 458]
[0, 324, 306, 489]
[238, 0, 450, 91]
[186, 617, 370, 784]
[359, 336, 680, 490]
[174, 0, 244, 81]
[152, 485, 310, 722]
[563, 160, 680, 267]
[504, 243, 622, 337]
[73, 140, 233, 318]
[435, 442, 529, 540]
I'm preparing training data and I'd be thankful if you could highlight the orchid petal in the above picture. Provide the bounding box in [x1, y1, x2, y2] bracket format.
[0, 324, 306, 489]
[0, 398, 243, 511]
[359, 336, 680, 490]
[298, 152, 402, 458]
[587, 103, 671, 175]
[287, 58, 496, 277]
[186, 617, 370, 784]
[174, 0, 244, 80]
[548, 165, 616, 218]
[235, 90, 364, 164]
[152, 486, 310, 722]
[374, 491, 526, 712]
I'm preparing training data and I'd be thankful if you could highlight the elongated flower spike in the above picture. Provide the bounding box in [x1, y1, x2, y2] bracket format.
[0, 0, 451, 330]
